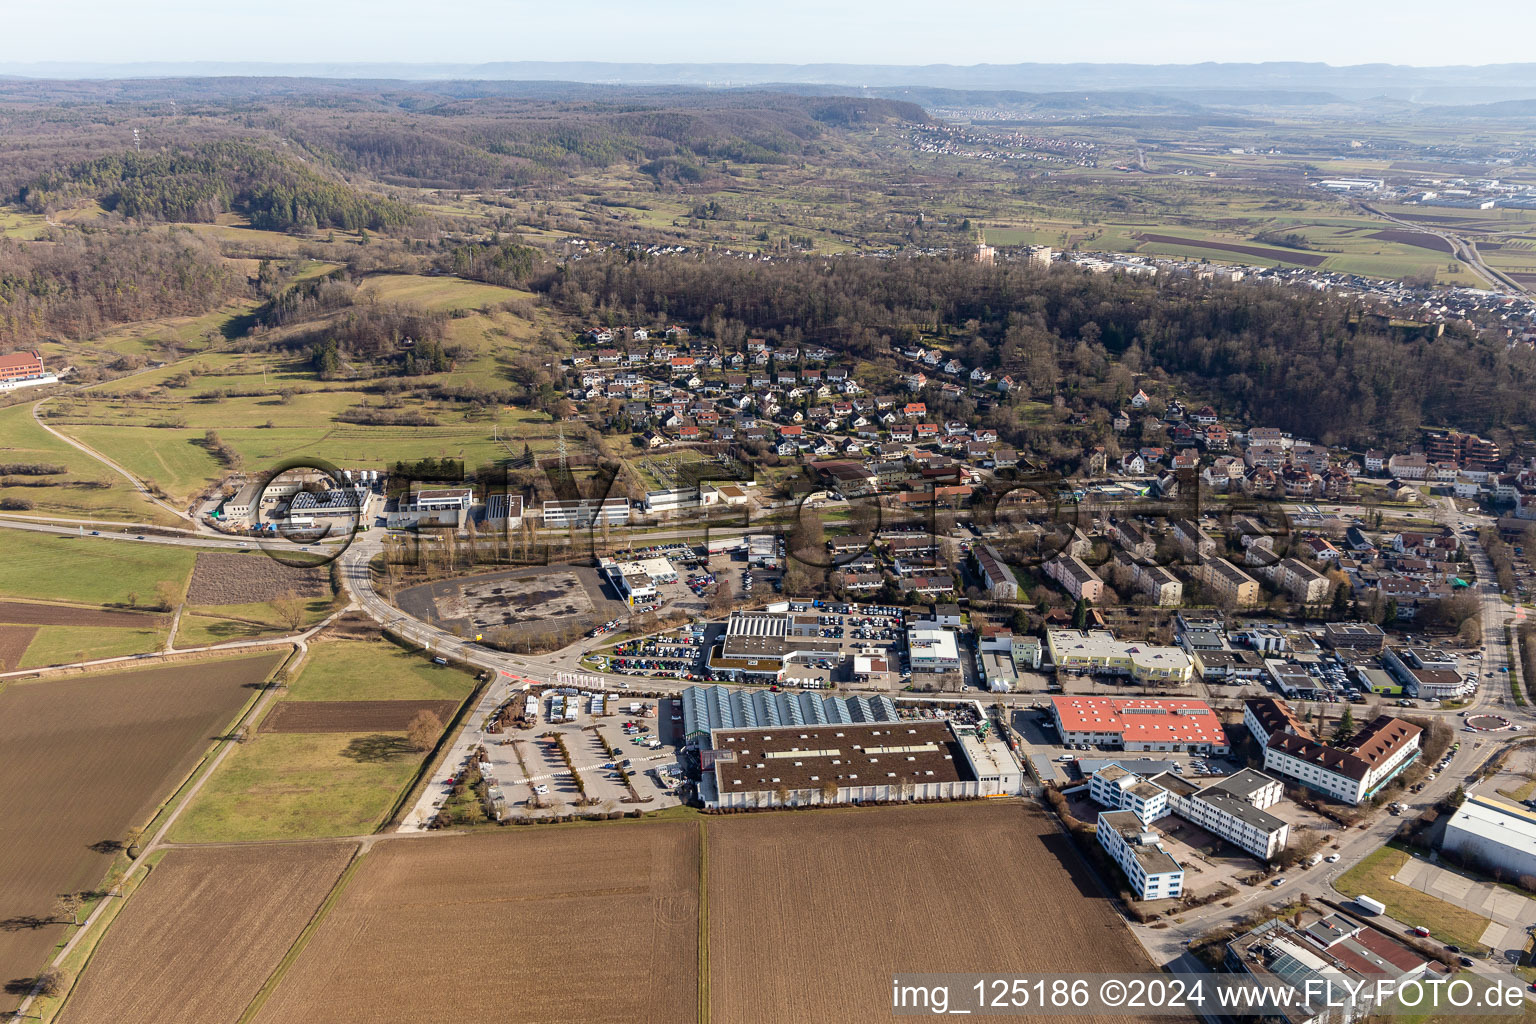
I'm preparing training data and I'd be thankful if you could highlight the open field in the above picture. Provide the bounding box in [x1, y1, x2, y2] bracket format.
[55, 843, 356, 1024]
[1133, 232, 1329, 267]
[185, 552, 331, 604]
[281, 638, 478, 702]
[0, 404, 178, 525]
[174, 597, 334, 647]
[249, 824, 700, 1024]
[355, 272, 533, 312]
[260, 698, 459, 733]
[167, 638, 475, 841]
[18, 624, 167, 668]
[707, 802, 1157, 1024]
[0, 533, 197, 608]
[1335, 846, 1494, 952]
[0, 651, 284, 1010]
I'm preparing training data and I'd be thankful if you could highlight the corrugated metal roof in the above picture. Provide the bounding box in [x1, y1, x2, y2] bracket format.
[682, 685, 899, 739]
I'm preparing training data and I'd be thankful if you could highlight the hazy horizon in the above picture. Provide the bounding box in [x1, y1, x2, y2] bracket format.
[4, 0, 1535, 68]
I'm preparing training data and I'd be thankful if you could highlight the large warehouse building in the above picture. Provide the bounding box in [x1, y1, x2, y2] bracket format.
[1050, 696, 1229, 753]
[1441, 792, 1536, 881]
[700, 718, 1021, 808]
[680, 684, 898, 743]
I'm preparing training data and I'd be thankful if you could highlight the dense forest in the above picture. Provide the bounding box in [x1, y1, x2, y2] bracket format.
[17, 142, 415, 232]
[540, 254, 1536, 446]
[0, 83, 923, 196]
[0, 230, 242, 345]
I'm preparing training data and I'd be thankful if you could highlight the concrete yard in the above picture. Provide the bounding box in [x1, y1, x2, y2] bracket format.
[1391, 857, 1536, 958]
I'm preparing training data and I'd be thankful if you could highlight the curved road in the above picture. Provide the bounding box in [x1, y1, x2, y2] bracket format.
[1360, 202, 1527, 296]
[30, 396, 196, 526]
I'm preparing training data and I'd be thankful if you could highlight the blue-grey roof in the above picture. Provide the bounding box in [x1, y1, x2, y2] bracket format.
[682, 684, 898, 739]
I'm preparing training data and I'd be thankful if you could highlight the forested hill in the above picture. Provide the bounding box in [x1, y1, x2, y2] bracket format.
[543, 254, 1536, 447]
[16, 142, 415, 231]
[0, 82, 925, 193]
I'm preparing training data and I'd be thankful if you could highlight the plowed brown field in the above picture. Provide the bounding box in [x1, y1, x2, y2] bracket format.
[1368, 229, 1454, 253]
[707, 802, 1162, 1024]
[186, 552, 330, 605]
[0, 651, 284, 1010]
[56, 843, 356, 1024]
[251, 823, 699, 1024]
[1134, 232, 1328, 267]
[0, 624, 36, 670]
[259, 699, 460, 733]
[0, 600, 168, 628]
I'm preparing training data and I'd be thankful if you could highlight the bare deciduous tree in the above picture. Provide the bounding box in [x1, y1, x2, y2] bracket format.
[272, 589, 307, 632]
[406, 709, 444, 752]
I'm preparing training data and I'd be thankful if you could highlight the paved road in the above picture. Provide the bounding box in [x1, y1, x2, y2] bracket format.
[1360, 202, 1528, 296]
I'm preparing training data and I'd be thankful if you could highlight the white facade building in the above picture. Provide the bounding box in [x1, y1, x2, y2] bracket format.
[1097, 810, 1184, 901]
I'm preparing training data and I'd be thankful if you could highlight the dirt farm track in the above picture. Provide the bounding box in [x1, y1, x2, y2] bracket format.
[0, 651, 284, 1010]
[56, 844, 356, 1024]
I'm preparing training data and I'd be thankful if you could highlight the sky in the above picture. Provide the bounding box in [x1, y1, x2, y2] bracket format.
[3, 0, 1535, 67]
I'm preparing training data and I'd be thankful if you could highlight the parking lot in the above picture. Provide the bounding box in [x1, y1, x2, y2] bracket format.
[596, 622, 711, 680]
[456, 691, 686, 819]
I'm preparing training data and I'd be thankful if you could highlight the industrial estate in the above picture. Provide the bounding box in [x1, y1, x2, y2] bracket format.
[2, 42, 1536, 1024]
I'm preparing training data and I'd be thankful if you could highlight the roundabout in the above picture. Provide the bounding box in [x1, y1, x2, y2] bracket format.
[1463, 713, 1516, 732]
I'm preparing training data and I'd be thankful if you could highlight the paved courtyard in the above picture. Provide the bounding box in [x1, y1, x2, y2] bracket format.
[1393, 857, 1536, 957]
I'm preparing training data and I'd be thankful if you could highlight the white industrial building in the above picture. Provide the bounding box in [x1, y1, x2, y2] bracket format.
[542, 497, 630, 528]
[907, 624, 961, 678]
[1441, 793, 1536, 882]
[1047, 629, 1193, 684]
[598, 555, 678, 607]
[1089, 764, 1290, 862]
[1097, 810, 1184, 901]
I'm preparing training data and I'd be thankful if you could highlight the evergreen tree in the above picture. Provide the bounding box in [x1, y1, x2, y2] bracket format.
[1333, 706, 1356, 743]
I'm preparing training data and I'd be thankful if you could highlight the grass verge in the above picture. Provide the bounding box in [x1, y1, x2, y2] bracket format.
[1334, 847, 1493, 952]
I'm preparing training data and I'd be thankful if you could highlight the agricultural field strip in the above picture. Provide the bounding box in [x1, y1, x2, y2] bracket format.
[0, 651, 286, 1013]
[258, 699, 460, 733]
[246, 823, 700, 1024]
[55, 843, 358, 1024]
[706, 803, 1159, 1024]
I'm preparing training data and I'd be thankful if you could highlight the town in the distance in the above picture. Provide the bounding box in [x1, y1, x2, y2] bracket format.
[2, 54, 1536, 1024]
